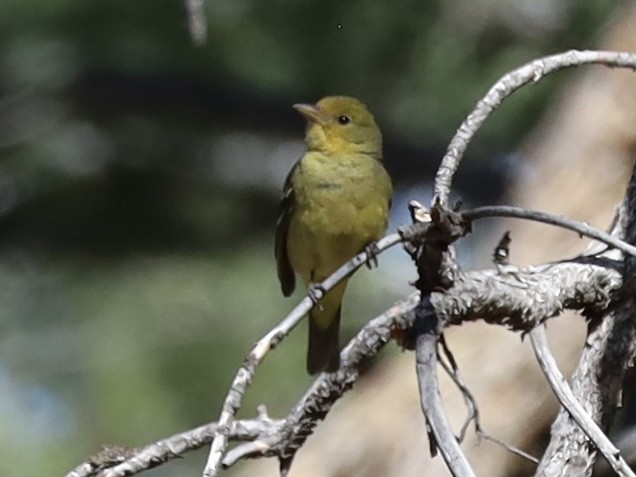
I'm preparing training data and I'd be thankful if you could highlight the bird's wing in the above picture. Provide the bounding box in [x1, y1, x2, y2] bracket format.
[275, 162, 298, 296]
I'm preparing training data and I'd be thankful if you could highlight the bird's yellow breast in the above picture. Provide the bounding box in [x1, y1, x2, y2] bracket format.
[287, 151, 392, 283]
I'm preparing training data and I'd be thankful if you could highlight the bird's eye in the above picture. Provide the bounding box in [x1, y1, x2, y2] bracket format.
[337, 115, 350, 125]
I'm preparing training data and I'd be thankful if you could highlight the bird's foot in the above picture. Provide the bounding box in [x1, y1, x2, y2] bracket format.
[363, 241, 380, 269]
[308, 283, 326, 311]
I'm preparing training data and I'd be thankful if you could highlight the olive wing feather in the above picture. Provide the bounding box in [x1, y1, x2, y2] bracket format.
[275, 163, 298, 296]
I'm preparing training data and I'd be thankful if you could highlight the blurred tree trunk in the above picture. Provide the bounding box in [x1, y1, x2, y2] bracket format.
[234, 3, 636, 476]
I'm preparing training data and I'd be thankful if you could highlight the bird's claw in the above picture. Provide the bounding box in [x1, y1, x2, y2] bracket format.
[308, 283, 326, 311]
[364, 242, 380, 269]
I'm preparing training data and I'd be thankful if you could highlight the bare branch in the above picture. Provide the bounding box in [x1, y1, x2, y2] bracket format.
[223, 293, 420, 469]
[67, 292, 415, 477]
[434, 49, 636, 205]
[465, 205, 636, 258]
[203, 232, 403, 476]
[535, 159, 636, 476]
[65, 419, 280, 477]
[222, 442, 270, 469]
[530, 326, 635, 477]
[65, 253, 622, 477]
[66, 446, 134, 477]
[229, 260, 621, 471]
[425, 57, 636, 470]
[433, 261, 621, 330]
[415, 299, 476, 477]
[596, 427, 636, 477]
[410, 195, 623, 476]
[202, 204, 623, 475]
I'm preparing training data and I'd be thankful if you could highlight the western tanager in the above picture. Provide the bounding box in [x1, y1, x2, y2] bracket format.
[275, 96, 392, 373]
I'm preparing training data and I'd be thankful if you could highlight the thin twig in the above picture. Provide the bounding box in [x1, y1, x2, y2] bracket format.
[434, 49, 636, 205]
[437, 348, 479, 443]
[203, 232, 403, 477]
[465, 206, 636, 258]
[438, 341, 538, 464]
[479, 433, 539, 465]
[529, 326, 636, 477]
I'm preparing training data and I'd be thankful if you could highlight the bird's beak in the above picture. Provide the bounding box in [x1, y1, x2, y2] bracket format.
[293, 103, 327, 125]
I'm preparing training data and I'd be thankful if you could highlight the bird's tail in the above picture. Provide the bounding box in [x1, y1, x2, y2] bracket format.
[306, 282, 346, 374]
[307, 306, 341, 374]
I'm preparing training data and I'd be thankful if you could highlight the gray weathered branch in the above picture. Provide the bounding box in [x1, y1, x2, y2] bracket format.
[533, 163, 636, 476]
[67, 254, 622, 477]
[434, 49, 636, 205]
[202, 232, 403, 477]
[530, 326, 636, 477]
[415, 299, 476, 477]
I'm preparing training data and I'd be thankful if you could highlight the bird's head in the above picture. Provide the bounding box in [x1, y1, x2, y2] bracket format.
[293, 96, 382, 159]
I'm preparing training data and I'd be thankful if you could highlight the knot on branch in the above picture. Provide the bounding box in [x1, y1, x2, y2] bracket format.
[84, 445, 136, 474]
[429, 200, 472, 245]
[406, 200, 471, 293]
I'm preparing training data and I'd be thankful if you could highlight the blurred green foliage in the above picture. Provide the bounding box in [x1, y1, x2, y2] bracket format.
[0, 0, 618, 475]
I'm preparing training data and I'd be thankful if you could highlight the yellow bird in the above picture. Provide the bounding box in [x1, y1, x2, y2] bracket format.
[275, 96, 393, 374]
